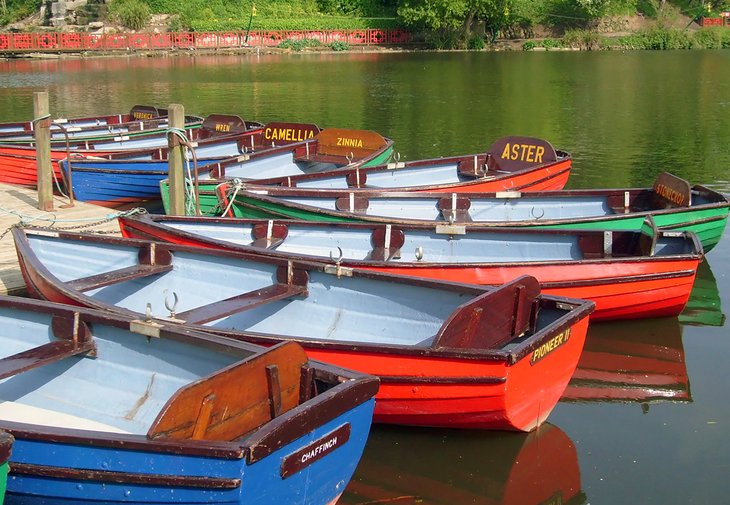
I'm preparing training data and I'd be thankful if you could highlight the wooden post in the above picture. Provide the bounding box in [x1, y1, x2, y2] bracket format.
[34, 92, 53, 211]
[167, 103, 185, 216]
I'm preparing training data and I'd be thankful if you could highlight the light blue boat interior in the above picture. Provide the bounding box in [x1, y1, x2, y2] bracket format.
[27, 235, 480, 347]
[199, 146, 355, 182]
[292, 161, 461, 190]
[274, 194, 616, 222]
[0, 304, 242, 435]
[162, 220, 693, 263]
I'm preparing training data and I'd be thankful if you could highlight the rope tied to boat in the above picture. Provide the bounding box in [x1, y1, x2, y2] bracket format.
[221, 178, 246, 217]
[166, 127, 201, 216]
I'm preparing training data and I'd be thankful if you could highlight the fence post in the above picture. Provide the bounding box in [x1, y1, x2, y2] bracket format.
[167, 103, 186, 216]
[34, 91, 53, 211]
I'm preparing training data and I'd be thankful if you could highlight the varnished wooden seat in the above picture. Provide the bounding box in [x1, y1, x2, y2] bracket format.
[0, 315, 95, 380]
[68, 263, 173, 292]
[178, 283, 308, 325]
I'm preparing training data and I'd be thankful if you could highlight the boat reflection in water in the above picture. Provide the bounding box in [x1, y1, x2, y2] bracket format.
[339, 423, 585, 505]
[562, 317, 690, 406]
[679, 259, 725, 327]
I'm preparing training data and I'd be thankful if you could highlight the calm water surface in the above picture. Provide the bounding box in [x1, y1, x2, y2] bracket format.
[1, 49, 729, 504]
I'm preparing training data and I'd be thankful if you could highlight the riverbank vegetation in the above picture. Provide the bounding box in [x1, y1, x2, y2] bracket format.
[1, 0, 729, 51]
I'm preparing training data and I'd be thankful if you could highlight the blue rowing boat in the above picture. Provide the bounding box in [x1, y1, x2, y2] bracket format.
[0, 295, 378, 504]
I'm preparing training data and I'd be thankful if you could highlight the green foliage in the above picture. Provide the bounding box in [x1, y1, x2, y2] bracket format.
[423, 29, 462, 49]
[562, 28, 601, 49]
[467, 34, 486, 49]
[0, 0, 42, 26]
[188, 16, 401, 31]
[109, 0, 152, 30]
[689, 26, 730, 48]
[522, 39, 537, 49]
[278, 37, 323, 50]
[328, 40, 351, 50]
[541, 37, 563, 49]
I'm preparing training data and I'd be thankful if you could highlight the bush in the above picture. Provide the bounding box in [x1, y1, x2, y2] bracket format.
[541, 38, 563, 50]
[522, 40, 537, 50]
[693, 27, 727, 49]
[562, 28, 601, 49]
[109, 0, 152, 30]
[278, 38, 323, 50]
[467, 34, 485, 50]
[328, 40, 350, 51]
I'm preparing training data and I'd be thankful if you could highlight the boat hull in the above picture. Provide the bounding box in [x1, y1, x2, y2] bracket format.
[13, 229, 594, 432]
[5, 400, 373, 504]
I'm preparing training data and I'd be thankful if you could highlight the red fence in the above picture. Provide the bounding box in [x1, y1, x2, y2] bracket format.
[0, 29, 412, 53]
[699, 17, 729, 27]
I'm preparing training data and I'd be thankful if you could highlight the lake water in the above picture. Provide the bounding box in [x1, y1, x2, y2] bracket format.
[0, 48, 729, 504]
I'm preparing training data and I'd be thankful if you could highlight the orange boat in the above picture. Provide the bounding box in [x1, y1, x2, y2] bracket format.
[118, 213, 702, 321]
[13, 228, 594, 431]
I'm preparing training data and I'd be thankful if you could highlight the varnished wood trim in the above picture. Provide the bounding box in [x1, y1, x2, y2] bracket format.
[10, 462, 241, 489]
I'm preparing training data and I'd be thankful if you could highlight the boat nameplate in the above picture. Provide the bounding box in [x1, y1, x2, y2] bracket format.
[495, 191, 522, 199]
[130, 319, 162, 338]
[435, 224, 466, 235]
[324, 264, 353, 277]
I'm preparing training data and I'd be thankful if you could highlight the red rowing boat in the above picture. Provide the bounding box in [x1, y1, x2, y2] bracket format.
[118, 213, 702, 321]
[13, 227, 594, 431]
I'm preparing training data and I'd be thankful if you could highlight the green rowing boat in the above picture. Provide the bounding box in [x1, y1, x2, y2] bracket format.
[218, 172, 729, 252]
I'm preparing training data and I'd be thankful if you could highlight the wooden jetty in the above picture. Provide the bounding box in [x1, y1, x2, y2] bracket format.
[0, 183, 121, 295]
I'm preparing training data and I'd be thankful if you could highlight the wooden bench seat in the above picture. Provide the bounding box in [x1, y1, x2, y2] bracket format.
[67, 263, 173, 292]
[0, 339, 96, 380]
[177, 283, 308, 325]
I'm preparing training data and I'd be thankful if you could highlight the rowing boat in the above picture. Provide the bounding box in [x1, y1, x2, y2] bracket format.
[57, 122, 320, 207]
[0, 105, 185, 140]
[118, 213, 702, 321]
[170, 135, 570, 216]
[61, 125, 393, 208]
[0, 295, 377, 504]
[217, 172, 729, 252]
[159, 127, 396, 214]
[13, 227, 594, 431]
[0, 114, 262, 187]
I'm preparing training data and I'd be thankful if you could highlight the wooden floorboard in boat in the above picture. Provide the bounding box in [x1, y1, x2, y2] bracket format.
[0, 183, 121, 295]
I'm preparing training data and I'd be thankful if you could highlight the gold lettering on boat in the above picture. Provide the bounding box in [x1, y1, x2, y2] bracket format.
[655, 183, 685, 206]
[264, 127, 315, 142]
[336, 137, 364, 148]
[132, 112, 155, 120]
[500, 143, 545, 163]
[530, 328, 571, 365]
[215, 123, 231, 133]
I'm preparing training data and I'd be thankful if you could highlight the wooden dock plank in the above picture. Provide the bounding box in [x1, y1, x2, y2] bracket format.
[0, 184, 123, 295]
